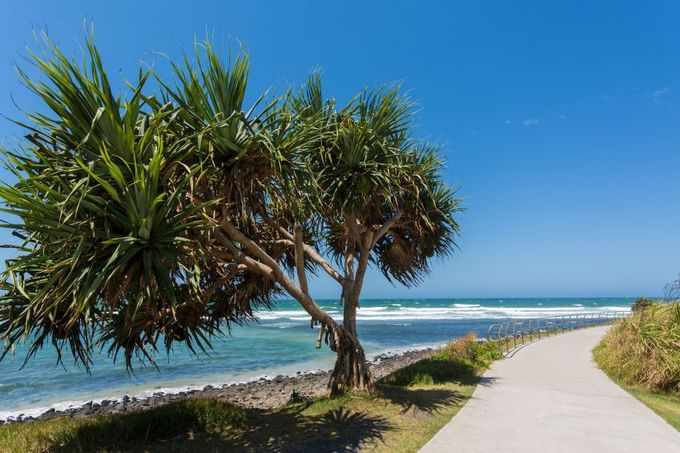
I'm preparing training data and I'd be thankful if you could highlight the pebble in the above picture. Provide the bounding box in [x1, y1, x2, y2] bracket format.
[0, 346, 438, 425]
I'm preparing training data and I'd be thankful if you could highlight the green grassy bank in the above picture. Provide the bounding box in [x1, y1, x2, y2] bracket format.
[0, 334, 501, 453]
[594, 300, 680, 431]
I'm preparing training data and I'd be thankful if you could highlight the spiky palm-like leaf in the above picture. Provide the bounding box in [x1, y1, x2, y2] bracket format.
[0, 35, 277, 369]
[0, 33, 462, 382]
[287, 77, 462, 285]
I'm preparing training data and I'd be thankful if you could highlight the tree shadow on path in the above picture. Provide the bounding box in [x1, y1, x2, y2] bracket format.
[226, 405, 391, 452]
[377, 384, 467, 415]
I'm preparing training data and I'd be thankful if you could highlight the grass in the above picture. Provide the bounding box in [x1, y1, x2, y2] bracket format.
[0, 334, 498, 453]
[623, 383, 680, 431]
[594, 363, 680, 432]
[383, 333, 502, 387]
[594, 300, 680, 432]
[593, 301, 680, 393]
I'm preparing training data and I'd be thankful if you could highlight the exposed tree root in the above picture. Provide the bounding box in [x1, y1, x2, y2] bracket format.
[324, 322, 374, 395]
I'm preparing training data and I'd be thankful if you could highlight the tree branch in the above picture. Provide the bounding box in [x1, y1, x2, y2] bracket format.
[260, 213, 344, 284]
[305, 245, 345, 285]
[219, 218, 281, 271]
[213, 230, 278, 280]
[201, 264, 246, 304]
[372, 209, 403, 247]
[214, 225, 335, 326]
[293, 224, 309, 296]
[261, 239, 295, 248]
[347, 214, 363, 244]
[350, 232, 373, 305]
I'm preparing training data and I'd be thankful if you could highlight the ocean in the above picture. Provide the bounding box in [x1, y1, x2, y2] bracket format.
[0, 297, 632, 419]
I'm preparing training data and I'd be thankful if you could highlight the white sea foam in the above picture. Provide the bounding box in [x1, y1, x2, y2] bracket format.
[1, 300, 632, 421]
[256, 304, 630, 323]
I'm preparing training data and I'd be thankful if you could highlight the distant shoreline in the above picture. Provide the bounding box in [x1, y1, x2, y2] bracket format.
[0, 298, 633, 422]
[0, 345, 441, 425]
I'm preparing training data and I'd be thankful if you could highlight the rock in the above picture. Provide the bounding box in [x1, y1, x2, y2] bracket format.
[35, 409, 54, 421]
[3, 343, 443, 424]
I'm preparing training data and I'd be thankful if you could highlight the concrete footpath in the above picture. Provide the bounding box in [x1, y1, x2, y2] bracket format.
[420, 326, 680, 453]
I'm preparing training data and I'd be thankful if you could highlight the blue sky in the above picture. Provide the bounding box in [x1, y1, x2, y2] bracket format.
[0, 1, 678, 298]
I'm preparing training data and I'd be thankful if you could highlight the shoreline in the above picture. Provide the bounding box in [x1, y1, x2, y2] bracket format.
[0, 302, 632, 423]
[0, 344, 441, 425]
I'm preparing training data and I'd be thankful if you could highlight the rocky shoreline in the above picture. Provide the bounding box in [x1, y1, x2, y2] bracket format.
[0, 346, 439, 426]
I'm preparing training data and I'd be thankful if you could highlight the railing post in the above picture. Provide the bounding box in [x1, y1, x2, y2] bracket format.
[489, 311, 627, 358]
[504, 322, 511, 353]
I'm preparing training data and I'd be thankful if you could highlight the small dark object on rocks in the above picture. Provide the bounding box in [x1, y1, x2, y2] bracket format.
[288, 390, 304, 403]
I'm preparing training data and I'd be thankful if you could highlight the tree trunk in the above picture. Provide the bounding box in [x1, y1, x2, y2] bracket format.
[326, 321, 374, 395]
[217, 219, 374, 394]
[343, 291, 358, 337]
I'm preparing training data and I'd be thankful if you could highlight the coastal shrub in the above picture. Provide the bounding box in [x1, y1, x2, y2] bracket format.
[17, 399, 248, 452]
[382, 333, 501, 387]
[93, 399, 246, 437]
[631, 297, 654, 312]
[594, 302, 680, 393]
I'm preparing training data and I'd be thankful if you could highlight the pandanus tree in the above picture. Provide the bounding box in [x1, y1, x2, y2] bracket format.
[0, 35, 461, 393]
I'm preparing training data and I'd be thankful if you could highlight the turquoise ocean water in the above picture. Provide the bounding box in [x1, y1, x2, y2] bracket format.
[0, 297, 632, 419]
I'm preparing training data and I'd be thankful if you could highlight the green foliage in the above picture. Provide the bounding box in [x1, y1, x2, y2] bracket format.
[0, 32, 462, 372]
[624, 385, 680, 432]
[62, 399, 247, 444]
[383, 333, 501, 387]
[290, 76, 463, 286]
[0, 399, 246, 452]
[594, 301, 680, 393]
[0, 34, 278, 369]
[82, 399, 246, 438]
[0, 34, 283, 369]
[632, 297, 654, 312]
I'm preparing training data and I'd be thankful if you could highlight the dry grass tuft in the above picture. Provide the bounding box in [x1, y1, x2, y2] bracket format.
[594, 301, 680, 393]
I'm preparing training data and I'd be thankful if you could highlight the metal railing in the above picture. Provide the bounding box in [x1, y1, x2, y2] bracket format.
[486, 311, 629, 355]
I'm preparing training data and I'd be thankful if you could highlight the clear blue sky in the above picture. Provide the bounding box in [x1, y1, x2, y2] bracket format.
[1, 1, 678, 298]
